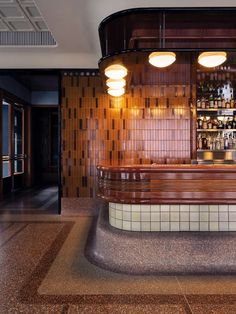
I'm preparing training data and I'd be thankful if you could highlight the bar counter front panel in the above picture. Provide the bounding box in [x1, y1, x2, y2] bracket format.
[97, 164, 236, 231]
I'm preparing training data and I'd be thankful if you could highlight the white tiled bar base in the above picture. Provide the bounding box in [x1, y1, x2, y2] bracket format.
[109, 203, 236, 232]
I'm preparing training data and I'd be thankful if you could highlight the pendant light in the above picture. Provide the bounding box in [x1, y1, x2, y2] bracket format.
[148, 12, 176, 68]
[108, 87, 125, 97]
[149, 51, 176, 68]
[104, 64, 127, 79]
[106, 78, 126, 89]
[198, 51, 227, 68]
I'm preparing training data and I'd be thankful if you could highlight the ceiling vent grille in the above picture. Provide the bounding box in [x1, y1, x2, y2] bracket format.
[0, 31, 56, 46]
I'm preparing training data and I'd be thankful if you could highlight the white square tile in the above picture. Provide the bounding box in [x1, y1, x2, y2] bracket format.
[170, 205, 180, 211]
[161, 205, 169, 212]
[151, 212, 160, 221]
[115, 219, 123, 229]
[141, 212, 151, 222]
[219, 212, 228, 222]
[123, 221, 131, 230]
[180, 221, 189, 231]
[161, 212, 169, 222]
[229, 205, 236, 212]
[141, 221, 151, 231]
[200, 221, 209, 231]
[209, 221, 219, 231]
[229, 212, 236, 221]
[109, 207, 116, 218]
[200, 205, 209, 212]
[131, 212, 141, 221]
[115, 210, 123, 220]
[123, 211, 131, 221]
[190, 212, 199, 221]
[209, 205, 218, 212]
[151, 221, 160, 231]
[123, 204, 131, 211]
[180, 212, 189, 222]
[151, 205, 160, 212]
[219, 221, 229, 231]
[190, 205, 199, 212]
[132, 204, 141, 211]
[200, 212, 208, 222]
[141, 205, 150, 212]
[109, 217, 116, 227]
[229, 221, 236, 231]
[161, 221, 170, 231]
[190, 222, 199, 231]
[109, 202, 116, 209]
[209, 212, 219, 221]
[180, 205, 189, 212]
[132, 221, 141, 231]
[170, 222, 180, 231]
[116, 203, 123, 210]
[170, 212, 179, 222]
[219, 205, 228, 212]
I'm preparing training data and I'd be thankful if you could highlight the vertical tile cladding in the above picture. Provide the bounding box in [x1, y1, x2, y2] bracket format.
[61, 73, 192, 197]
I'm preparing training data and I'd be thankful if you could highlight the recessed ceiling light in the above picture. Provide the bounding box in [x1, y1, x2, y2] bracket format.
[198, 51, 227, 68]
[148, 52, 176, 68]
[105, 64, 127, 79]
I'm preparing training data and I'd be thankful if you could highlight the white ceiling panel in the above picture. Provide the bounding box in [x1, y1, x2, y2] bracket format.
[26, 6, 40, 17]
[0, 6, 24, 17]
[9, 20, 33, 30]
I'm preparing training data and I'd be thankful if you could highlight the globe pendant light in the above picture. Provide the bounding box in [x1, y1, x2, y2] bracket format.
[108, 87, 125, 97]
[149, 51, 176, 68]
[106, 78, 126, 89]
[198, 51, 227, 68]
[104, 64, 127, 79]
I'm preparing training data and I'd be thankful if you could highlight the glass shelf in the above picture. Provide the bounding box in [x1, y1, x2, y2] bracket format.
[197, 108, 236, 112]
[197, 129, 236, 132]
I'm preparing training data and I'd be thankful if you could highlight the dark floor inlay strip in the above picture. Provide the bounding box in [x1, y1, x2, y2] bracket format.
[186, 294, 236, 304]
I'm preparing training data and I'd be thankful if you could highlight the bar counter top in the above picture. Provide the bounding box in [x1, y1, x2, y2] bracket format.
[97, 163, 236, 204]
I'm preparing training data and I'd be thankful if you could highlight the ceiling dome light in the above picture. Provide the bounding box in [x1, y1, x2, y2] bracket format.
[106, 78, 126, 89]
[105, 64, 127, 79]
[148, 51, 176, 68]
[107, 87, 125, 97]
[198, 51, 227, 68]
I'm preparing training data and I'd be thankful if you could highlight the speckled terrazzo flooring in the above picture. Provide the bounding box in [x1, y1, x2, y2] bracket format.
[2, 188, 236, 313]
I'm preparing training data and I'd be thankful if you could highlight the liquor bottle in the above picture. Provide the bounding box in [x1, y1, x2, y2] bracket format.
[197, 134, 203, 149]
[214, 97, 218, 109]
[232, 115, 236, 129]
[217, 96, 222, 108]
[209, 94, 214, 108]
[226, 99, 231, 109]
[223, 116, 227, 129]
[207, 118, 213, 129]
[197, 117, 203, 129]
[197, 99, 201, 108]
[201, 97, 206, 109]
[202, 116, 208, 129]
[226, 117, 232, 129]
[224, 134, 229, 150]
[228, 133, 233, 149]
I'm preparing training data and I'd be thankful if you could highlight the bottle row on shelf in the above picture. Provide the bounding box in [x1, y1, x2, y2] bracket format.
[197, 132, 236, 151]
[197, 115, 236, 130]
[197, 97, 235, 110]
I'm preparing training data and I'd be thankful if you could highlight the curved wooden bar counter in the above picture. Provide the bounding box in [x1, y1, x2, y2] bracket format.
[97, 164, 236, 204]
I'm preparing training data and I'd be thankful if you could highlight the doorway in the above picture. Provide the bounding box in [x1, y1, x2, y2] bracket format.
[0, 70, 61, 214]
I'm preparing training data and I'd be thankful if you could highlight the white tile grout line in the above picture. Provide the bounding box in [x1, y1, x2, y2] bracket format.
[175, 276, 194, 314]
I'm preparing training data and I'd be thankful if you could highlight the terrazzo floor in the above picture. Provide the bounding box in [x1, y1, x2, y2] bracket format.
[1, 187, 236, 313]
